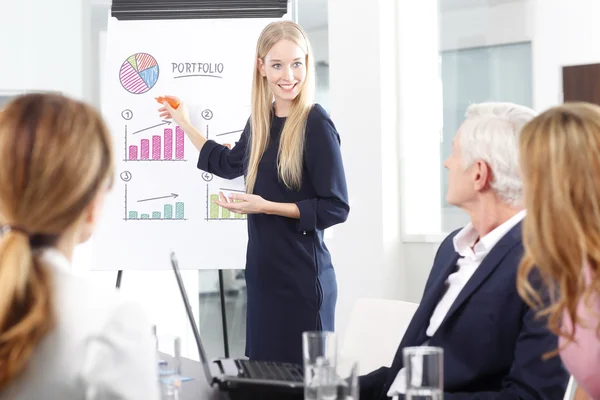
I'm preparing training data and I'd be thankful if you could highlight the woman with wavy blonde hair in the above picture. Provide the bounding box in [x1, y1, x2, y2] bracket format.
[159, 20, 349, 364]
[517, 102, 600, 400]
[0, 93, 159, 399]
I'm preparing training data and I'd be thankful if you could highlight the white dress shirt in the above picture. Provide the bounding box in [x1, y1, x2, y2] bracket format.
[388, 210, 526, 399]
[0, 248, 160, 400]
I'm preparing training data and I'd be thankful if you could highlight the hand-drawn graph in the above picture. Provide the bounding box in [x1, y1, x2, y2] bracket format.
[124, 122, 186, 162]
[204, 185, 247, 221]
[120, 53, 159, 94]
[120, 171, 186, 221]
[198, 108, 248, 221]
[203, 109, 244, 144]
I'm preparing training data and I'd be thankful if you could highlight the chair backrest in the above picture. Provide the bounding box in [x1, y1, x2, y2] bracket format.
[564, 376, 577, 400]
[341, 298, 419, 375]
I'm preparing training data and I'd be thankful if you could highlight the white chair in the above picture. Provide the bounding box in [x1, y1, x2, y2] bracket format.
[564, 376, 577, 400]
[341, 298, 419, 375]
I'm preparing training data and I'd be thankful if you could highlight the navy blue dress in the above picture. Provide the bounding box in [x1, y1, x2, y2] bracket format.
[197, 104, 349, 365]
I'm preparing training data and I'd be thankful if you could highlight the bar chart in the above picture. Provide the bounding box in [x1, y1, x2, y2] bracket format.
[126, 202, 185, 220]
[205, 186, 247, 220]
[125, 126, 185, 161]
[123, 184, 187, 221]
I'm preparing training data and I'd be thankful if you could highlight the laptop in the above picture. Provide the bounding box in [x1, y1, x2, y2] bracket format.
[169, 251, 304, 394]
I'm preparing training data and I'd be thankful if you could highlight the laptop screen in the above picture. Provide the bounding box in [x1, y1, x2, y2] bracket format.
[170, 251, 214, 384]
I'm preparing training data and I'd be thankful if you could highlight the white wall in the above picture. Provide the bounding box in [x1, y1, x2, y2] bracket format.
[0, 0, 93, 276]
[328, 0, 409, 341]
[439, 1, 534, 52]
[532, 0, 600, 111]
[0, 1, 26, 92]
[305, 27, 331, 110]
[306, 27, 329, 64]
[0, 0, 87, 99]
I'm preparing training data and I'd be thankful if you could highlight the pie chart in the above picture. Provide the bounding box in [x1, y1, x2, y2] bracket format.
[119, 53, 159, 94]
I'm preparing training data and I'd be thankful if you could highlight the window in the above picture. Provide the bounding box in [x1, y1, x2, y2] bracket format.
[439, 42, 533, 232]
[401, 0, 534, 241]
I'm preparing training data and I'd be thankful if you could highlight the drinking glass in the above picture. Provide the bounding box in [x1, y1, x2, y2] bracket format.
[403, 346, 443, 400]
[303, 331, 338, 400]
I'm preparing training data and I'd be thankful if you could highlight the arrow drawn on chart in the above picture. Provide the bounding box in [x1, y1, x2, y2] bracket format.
[219, 187, 245, 193]
[131, 120, 172, 135]
[137, 193, 179, 203]
[216, 129, 244, 137]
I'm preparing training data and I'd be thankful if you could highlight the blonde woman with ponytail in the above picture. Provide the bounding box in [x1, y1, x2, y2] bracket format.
[0, 93, 159, 399]
[159, 21, 349, 364]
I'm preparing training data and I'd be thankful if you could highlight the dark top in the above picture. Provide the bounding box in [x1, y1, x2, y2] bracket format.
[197, 104, 349, 364]
[359, 223, 569, 400]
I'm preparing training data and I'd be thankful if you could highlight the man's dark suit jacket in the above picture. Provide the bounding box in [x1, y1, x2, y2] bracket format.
[360, 222, 569, 400]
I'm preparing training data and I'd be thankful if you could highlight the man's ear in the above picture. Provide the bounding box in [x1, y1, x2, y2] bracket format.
[258, 58, 266, 77]
[473, 160, 492, 191]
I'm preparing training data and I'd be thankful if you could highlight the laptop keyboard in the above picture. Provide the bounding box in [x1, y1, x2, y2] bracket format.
[238, 360, 304, 382]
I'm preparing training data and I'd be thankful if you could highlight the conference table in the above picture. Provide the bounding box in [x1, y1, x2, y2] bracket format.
[160, 353, 222, 399]
[162, 355, 301, 400]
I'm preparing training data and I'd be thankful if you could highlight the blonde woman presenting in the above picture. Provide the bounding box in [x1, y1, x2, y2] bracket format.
[159, 21, 349, 365]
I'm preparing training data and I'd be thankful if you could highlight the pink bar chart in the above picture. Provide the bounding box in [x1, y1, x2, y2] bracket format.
[140, 139, 150, 159]
[164, 128, 172, 160]
[176, 127, 184, 159]
[126, 127, 185, 161]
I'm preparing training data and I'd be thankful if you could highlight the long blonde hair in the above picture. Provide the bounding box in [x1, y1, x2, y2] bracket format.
[517, 102, 600, 353]
[0, 93, 114, 388]
[246, 20, 315, 193]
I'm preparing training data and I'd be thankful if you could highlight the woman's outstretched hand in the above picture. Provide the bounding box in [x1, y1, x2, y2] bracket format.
[158, 96, 191, 128]
[215, 192, 269, 215]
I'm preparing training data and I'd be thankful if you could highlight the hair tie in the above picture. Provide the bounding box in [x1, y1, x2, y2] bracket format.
[1, 225, 30, 237]
[1, 225, 59, 247]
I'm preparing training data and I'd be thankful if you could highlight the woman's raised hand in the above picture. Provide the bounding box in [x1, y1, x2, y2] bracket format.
[158, 96, 191, 128]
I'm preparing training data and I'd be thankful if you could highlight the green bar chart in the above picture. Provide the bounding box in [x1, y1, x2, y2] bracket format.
[123, 184, 186, 221]
[206, 188, 247, 221]
[126, 201, 185, 221]
[164, 204, 173, 219]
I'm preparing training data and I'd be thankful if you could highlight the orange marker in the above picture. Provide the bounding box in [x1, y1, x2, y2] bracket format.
[155, 96, 180, 109]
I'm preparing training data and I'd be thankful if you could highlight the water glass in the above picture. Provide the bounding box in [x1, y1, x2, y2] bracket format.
[403, 346, 443, 400]
[303, 331, 338, 400]
[335, 358, 359, 400]
[157, 335, 182, 400]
